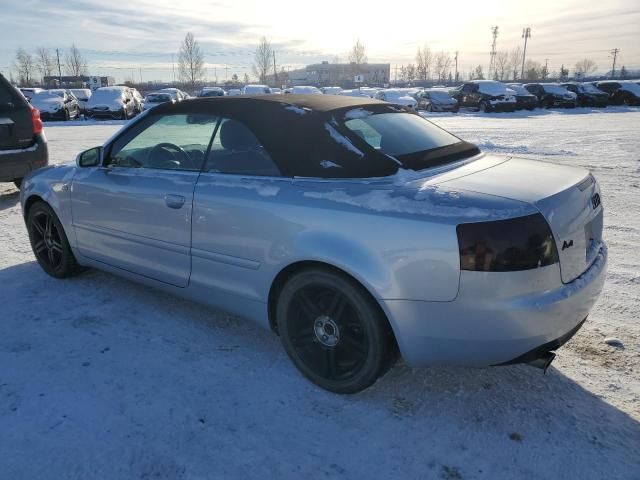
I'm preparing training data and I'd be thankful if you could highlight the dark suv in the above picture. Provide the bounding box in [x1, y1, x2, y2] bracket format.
[0, 74, 48, 188]
[561, 82, 608, 107]
[524, 83, 577, 108]
[450, 80, 516, 112]
[594, 81, 640, 106]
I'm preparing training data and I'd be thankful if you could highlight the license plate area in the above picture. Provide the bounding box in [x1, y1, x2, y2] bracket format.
[585, 209, 603, 264]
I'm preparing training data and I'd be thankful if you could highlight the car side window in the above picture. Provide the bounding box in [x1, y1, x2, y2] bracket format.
[107, 113, 219, 171]
[462, 84, 473, 93]
[205, 117, 280, 176]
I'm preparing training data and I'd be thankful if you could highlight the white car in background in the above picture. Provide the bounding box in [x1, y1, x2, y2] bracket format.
[29, 90, 80, 121]
[227, 88, 242, 96]
[285, 86, 322, 95]
[70, 89, 92, 113]
[321, 86, 343, 95]
[142, 92, 174, 111]
[85, 86, 136, 120]
[270, 87, 282, 94]
[374, 89, 418, 109]
[339, 89, 370, 98]
[242, 84, 271, 95]
[359, 87, 380, 98]
[159, 88, 187, 101]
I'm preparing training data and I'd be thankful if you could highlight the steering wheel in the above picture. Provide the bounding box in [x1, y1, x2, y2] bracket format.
[147, 142, 191, 169]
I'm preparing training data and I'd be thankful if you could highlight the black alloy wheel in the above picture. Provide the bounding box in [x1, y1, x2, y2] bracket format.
[277, 268, 396, 394]
[27, 202, 82, 278]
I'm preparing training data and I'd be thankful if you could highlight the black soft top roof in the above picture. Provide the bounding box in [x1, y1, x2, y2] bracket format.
[155, 93, 384, 115]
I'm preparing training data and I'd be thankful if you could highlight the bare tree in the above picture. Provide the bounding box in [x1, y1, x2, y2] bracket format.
[471, 65, 484, 80]
[179, 32, 205, 88]
[64, 43, 88, 78]
[14, 48, 35, 86]
[509, 46, 523, 80]
[574, 58, 597, 77]
[415, 44, 432, 81]
[252, 36, 273, 85]
[348, 39, 367, 65]
[434, 51, 451, 82]
[523, 59, 543, 81]
[405, 64, 416, 83]
[243, 73, 250, 84]
[35, 47, 55, 85]
[494, 51, 509, 80]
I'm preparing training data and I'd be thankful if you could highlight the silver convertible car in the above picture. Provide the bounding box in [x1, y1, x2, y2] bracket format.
[20, 95, 607, 393]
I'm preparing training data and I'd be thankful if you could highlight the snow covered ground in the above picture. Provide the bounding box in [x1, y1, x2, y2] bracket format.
[1, 108, 639, 479]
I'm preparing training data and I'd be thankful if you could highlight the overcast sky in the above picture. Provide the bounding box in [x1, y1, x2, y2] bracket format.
[1, 0, 639, 83]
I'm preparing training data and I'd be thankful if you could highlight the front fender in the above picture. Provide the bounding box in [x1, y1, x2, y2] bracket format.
[20, 165, 77, 246]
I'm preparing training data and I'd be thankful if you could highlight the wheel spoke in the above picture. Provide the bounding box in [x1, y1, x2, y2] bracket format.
[45, 215, 52, 237]
[32, 218, 45, 236]
[34, 240, 47, 254]
[327, 292, 347, 320]
[325, 348, 338, 379]
[50, 240, 63, 253]
[340, 331, 367, 355]
[47, 247, 56, 266]
[296, 290, 321, 319]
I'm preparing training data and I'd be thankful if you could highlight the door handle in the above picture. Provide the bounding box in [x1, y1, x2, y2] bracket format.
[164, 194, 185, 209]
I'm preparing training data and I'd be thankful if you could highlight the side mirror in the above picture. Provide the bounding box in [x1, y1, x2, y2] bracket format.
[77, 146, 102, 168]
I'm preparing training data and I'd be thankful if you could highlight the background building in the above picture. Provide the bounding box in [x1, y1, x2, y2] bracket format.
[273, 61, 390, 88]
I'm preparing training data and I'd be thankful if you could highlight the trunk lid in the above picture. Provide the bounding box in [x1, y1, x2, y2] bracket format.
[432, 156, 604, 283]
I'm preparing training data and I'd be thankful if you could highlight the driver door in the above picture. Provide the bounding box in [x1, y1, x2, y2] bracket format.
[71, 113, 219, 287]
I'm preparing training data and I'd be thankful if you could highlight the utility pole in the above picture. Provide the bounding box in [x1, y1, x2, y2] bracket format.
[489, 26, 498, 78]
[55, 48, 62, 86]
[139, 67, 142, 83]
[272, 51, 278, 86]
[454, 51, 459, 82]
[521, 27, 531, 80]
[610, 48, 619, 78]
[543, 58, 548, 79]
[171, 54, 176, 84]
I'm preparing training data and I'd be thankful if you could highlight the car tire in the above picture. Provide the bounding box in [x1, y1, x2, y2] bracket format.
[480, 101, 490, 113]
[276, 267, 396, 394]
[26, 202, 83, 279]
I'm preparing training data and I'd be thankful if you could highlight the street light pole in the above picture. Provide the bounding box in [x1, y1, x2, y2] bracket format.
[521, 27, 531, 80]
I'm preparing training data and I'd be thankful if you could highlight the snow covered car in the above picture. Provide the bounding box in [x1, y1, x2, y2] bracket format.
[374, 89, 417, 109]
[506, 84, 538, 110]
[560, 83, 608, 107]
[285, 86, 322, 95]
[142, 92, 174, 111]
[269, 87, 282, 94]
[594, 81, 640, 106]
[159, 88, 187, 101]
[19, 87, 44, 102]
[524, 83, 577, 108]
[321, 86, 343, 95]
[339, 89, 370, 98]
[85, 86, 136, 120]
[20, 94, 607, 393]
[29, 90, 81, 121]
[414, 88, 459, 112]
[242, 85, 270, 95]
[451, 81, 517, 112]
[227, 88, 242, 96]
[199, 87, 225, 97]
[70, 88, 92, 113]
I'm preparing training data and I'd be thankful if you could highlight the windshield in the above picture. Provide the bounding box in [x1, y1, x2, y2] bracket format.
[146, 93, 172, 102]
[477, 82, 510, 95]
[542, 84, 569, 94]
[620, 82, 640, 94]
[428, 90, 453, 101]
[507, 84, 529, 95]
[90, 90, 124, 102]
[578, 83, 603, 94]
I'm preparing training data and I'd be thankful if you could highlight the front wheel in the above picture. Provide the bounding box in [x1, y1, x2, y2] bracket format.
[276, 268, 396, 394]
[26, 202, 82, 278]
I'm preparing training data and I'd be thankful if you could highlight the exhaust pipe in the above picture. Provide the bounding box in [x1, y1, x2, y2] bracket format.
[526, 351, 556, 374]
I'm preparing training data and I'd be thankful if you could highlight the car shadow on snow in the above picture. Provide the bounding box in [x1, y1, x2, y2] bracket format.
[1, 261, 639, 478]
[0, 188, 20, 211]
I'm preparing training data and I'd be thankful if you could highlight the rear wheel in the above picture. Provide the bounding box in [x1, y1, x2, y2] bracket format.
[26, 202, 82, 278]
[480, 100, 491, 113]
[276, 268, 395, 394]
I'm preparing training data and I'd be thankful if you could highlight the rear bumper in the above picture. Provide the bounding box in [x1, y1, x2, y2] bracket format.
[0, 134, 49, 182]
[381, 243, 607, 367]
[86, 109, 123, 119]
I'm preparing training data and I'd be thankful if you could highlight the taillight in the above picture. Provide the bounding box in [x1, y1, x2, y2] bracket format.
[456, 213, 559, 272]
[31, 107, 43, 135]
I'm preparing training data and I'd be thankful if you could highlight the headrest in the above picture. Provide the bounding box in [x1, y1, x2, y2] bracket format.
[219, 119, 260, 151]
